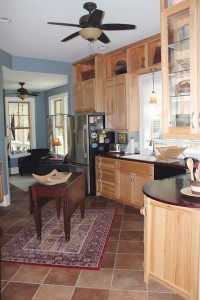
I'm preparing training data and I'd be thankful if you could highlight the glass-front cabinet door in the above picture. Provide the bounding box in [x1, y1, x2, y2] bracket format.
[161, 0, 200, 139]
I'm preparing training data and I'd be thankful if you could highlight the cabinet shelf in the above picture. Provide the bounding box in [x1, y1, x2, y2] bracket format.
[168, 38, 189, 50]
[169, 69, 190, 76]
[170, 95, 190, 99]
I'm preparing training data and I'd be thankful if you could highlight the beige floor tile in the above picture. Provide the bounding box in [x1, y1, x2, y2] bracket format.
[1, 263, 22, 280]
[117, 241, 144, 254]
[148, 292, 185, 300]
[1, 282, 40, 299]
[72, 287, 110, 300]
[11, 265, 51, 283]
[34, 284, 74, 300]
[112, 270, 147, 291]
[77, 269, 113, 289]
[109, 290, 147, 300]
[120, 230, 144, 241]
[44, 268, 81, 286]
[121, 221, 144, 231]
[115, 254, 144, 270]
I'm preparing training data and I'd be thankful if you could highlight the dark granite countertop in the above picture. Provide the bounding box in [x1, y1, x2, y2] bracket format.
[99, 152, 186, 170]
[143, 174, 200, 208]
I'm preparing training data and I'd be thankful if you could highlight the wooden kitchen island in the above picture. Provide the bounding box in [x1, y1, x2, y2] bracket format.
[143, 174, 200, 300]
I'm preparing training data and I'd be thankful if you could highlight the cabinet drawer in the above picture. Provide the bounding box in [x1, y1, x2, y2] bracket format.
[117, 160, 154, 176]
[96, 157, 116, 169]
[96, 164, 115, 183]
[99, 182, 116, 197]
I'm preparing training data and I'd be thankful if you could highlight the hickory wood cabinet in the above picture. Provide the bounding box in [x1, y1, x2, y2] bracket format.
[144, 196, 200, 300]
[95, 157, 116, 199]
[95, 156, 154, 208]
[104, 74, 139, 131]
[0, 161, 3, 202]
[73, 54, 104, 113]
[161, 0, 200, 139]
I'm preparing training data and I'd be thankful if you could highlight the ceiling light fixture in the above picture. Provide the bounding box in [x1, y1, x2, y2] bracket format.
[150, 68, 157, 104]
[18, 94, 28, 100]
[0, 17, 11, 23]
[79, 27, 102, 41]
[98, 45, 108, 50]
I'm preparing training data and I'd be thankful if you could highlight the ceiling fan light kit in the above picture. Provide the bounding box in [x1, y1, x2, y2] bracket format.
[7, 82, 40, 100]
[48, 2, 136, 44]
[79, 27, 102, 41]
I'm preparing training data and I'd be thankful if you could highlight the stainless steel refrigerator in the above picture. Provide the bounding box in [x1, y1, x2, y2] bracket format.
[67, 115, 115, 195]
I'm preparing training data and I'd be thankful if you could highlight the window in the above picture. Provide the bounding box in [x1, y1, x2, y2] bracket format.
[48, 93, 68, 155]
[5, 97, 36, 155]
[139, 71, 163, 152]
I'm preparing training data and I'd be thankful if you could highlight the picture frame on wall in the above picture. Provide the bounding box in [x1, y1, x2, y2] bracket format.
[117, 133, 128, 144]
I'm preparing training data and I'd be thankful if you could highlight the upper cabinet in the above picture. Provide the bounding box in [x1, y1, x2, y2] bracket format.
[161, 0, 200, 139]
[104, 34, 161, 79]
[104, 74, 139, 131]
[73, 54, 104, 113]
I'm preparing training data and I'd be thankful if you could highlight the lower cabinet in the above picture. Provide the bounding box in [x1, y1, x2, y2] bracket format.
[95, 157, 154, 208]
[95, 157, 116, 199]
[144, 196, 200, 300]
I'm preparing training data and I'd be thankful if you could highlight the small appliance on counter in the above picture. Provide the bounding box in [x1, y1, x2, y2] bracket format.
[109, 143, 121, 153]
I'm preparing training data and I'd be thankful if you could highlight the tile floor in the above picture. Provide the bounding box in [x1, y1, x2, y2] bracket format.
[0, 184, 185, 300]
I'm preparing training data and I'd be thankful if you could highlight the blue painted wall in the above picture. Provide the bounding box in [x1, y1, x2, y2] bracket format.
[0, 50, 72, 200]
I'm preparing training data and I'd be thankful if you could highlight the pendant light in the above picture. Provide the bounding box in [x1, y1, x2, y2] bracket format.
[150, 68, 157, 104]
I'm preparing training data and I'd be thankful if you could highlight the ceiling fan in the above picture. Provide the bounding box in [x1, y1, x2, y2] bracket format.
[7, 82, 40, 100]
[48, 2, 136, 44]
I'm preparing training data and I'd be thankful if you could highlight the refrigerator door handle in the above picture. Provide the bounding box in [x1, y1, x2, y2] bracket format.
[83, 124, 87, 159]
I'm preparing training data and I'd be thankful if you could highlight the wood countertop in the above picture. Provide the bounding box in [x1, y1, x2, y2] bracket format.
[143, 174, 200, 208]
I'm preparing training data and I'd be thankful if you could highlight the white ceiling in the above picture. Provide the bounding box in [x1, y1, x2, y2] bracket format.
[1, 0, 160, 92]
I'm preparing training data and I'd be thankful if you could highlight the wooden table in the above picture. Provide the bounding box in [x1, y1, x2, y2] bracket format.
[29, 172, 85, 241]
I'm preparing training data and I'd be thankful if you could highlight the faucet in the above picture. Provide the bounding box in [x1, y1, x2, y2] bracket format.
[149, 140, 156, 156]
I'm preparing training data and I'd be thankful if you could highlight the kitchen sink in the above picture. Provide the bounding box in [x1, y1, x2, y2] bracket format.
[122, 154, 157, 162]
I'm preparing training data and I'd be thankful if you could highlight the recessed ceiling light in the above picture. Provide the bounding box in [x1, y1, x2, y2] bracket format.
[0, 18, 11, 23]
[98, 45, 108, 50]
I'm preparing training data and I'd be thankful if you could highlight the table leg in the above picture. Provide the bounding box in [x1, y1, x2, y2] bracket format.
[31, 189, 42, 240]
[33, 202, 42, 240]
[56, 197, 61, 219]
[80, 197, 85, 218]
[63, 203, 70, 241]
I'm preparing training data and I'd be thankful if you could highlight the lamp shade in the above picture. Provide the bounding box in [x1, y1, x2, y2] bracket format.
[79, 27, 102, 40]
[149, 67, 157, 104]
[150, 91, 157, 104]
[53, 138, 61, 146]
[18, 94, 28, 100]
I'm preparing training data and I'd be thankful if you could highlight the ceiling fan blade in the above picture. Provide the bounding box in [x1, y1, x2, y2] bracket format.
[61, 31, 80, 42]
[98, 32, 110, 44]
[48, 22, 82, 28]
[100, 24, 136, 30]
[28, 93, 40, 96]
[88, 9, 104, 25]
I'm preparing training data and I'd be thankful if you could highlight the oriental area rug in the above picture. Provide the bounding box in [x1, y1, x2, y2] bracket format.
[1, 208, 115, 270]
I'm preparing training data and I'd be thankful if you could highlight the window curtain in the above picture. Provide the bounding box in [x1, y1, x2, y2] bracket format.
[47, 116, 55, 152]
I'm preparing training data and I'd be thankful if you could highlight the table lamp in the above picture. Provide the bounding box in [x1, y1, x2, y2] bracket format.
[53, 138, 61, 158]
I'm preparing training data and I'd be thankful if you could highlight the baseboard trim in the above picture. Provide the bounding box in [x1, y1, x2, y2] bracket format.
[9, 167, 19, 175]
[0, 193, 11, 207]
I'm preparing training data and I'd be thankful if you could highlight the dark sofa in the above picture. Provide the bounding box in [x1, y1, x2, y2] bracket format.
[18, 148, 50, 176]
[36, 154, 68, 175]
